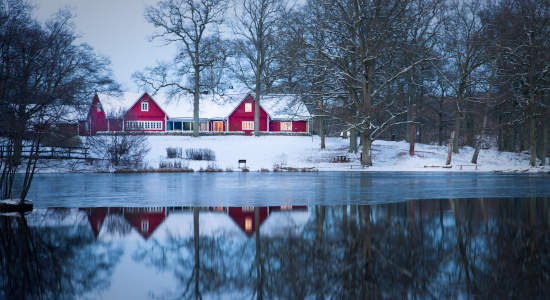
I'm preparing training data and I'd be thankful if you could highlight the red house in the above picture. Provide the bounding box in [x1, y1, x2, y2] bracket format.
[80, 92, 311, 136]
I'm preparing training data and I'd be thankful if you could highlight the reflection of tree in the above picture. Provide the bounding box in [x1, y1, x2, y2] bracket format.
[133, 199, 549, 299]
[133, 207, 232, 299]
[0, 211, 123, 300]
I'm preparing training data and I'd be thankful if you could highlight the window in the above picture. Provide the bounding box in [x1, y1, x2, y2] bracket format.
[242, 121, 254, 130]
[281, 205, 292, 210]
[280, 122, 292, 131]
[126, 121, 162, 130]
[245, 218, 252, 232]
[200, 122, 207, 131]
[97, 103, 101, 112]
[141, 220, 149, 232]
[214, 121, 223, 132]
[245, 103, 252, 112]
[242, 206, 253, 212]
[141, 102, 149, 111]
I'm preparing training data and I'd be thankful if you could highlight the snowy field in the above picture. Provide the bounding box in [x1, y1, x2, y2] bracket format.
[136, 135, 546, 172]
[31, 135, 549, 173]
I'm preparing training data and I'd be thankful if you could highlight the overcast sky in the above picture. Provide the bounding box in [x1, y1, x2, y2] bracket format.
[35, 0, 177, 91]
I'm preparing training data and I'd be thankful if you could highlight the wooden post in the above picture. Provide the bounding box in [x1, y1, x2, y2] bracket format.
[446, 131, 454, 165]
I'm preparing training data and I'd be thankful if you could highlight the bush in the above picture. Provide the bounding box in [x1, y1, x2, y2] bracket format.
[185, 148, 216, 161]
[166, 147, 183, 158]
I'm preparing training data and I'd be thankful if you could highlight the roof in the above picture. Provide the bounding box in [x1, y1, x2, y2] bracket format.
[94, 92, 311, 120]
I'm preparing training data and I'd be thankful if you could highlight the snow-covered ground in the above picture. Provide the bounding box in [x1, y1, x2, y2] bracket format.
[37, 135, 550, 173]
[138, 135, 547, 172]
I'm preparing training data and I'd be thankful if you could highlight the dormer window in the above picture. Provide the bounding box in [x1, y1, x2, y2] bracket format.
[245, 103, 252, 112]
[141, 102, 149, 111]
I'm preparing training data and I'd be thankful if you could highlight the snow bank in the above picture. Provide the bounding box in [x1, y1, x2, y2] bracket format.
[30, 135, 549, 173]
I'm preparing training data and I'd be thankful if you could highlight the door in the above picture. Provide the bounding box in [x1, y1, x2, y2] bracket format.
[214, 121, 223, 132]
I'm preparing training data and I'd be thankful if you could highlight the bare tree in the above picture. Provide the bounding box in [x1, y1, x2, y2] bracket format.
[133, 0, 230, 137]
[0, 2, 117, 203]
[232, 0, 292, 137]
[436, 0, 493, 154]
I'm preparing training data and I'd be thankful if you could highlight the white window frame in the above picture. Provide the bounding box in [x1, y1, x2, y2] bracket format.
[280, 122, 292, 131]
[242, 121, 254, 130]
[141, 102, 149, 111]
[245, 103, 252, 112]
[141, 220, 149, 232]
[97, 103, 101, 112]
[126, 121, 162, 130]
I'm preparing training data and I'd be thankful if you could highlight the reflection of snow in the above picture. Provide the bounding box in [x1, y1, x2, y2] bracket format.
[152, 211, 247, 240]
[25, 208, 88, 227]
[260, 210, 312, 237]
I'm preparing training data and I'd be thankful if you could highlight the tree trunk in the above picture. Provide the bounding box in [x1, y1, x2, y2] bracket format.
[453, 108, 460, 153]
[543, 116, 549, 166]
[318, 101, 325, 149]
[254, 83, 261, 138]
[471, 113, 487, 164]
[447, 131, 454, 165]
[361, 131, 373, 166]
[409, 104, 415, 156]
[528, 32, 537, 166]
[193, 67, 200, 138]
[405, 110, 411, 143]
[349, 127, 358, 153]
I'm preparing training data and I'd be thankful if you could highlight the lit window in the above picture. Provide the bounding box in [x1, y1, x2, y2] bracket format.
[242, 207, 253, 212]
[242, 121, 254, 130]
[245, 218, 252, 231]
[141, 220, 149, 232]
[281, 205, 292, 210]
[200, 122, 207, 131]
[280, 122, 292, 131]
[141, 102, 149, 111]
[245, 103, 252, 112]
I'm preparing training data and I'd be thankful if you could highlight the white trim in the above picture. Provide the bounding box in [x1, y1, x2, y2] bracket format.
[126, 121, 163, 130]
[141, 102, 149, 111]
[280, 121, 292, 131]
[242, 121, 254, 130]
[245, 103, 252, 112]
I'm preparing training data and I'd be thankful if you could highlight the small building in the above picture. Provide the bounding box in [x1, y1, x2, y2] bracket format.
[79, 92, 311, 136]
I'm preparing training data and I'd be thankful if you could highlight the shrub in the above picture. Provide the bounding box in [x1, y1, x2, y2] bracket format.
[185, 148, 216, 161]
[166, 147, 183, 158]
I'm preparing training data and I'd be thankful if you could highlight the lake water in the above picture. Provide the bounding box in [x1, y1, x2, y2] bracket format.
[26, 172, 550, 207]
[2, 173, 550, 299]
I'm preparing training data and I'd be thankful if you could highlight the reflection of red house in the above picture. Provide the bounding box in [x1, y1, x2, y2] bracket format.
[227, 206, 308, 237]
[81, 207, 167, 240]
[122, 207, 167, 239]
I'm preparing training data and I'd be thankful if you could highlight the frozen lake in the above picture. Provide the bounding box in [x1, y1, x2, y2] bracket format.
[27, 172, 550, 208]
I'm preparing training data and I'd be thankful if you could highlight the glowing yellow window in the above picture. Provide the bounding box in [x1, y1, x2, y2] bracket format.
[281, 205, 292, 210]
[245, 103, 252, 112]
[280, 122, 292, 131]
[245, 218, 252, 231]
[242, 121, 254, 130]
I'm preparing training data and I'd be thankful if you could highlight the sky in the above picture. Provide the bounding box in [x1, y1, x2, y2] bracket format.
[35, 0, 177, 90]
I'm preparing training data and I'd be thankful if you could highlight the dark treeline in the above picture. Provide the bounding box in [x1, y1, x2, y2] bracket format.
[133, 0, 550, 166]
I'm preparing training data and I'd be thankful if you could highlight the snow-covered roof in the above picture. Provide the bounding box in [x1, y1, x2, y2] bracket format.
[95, 92, 311, 120]
[152, 211, 247, 240]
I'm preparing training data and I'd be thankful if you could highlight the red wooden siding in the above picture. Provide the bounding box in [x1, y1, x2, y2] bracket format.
[87, 94, 108, 135]
[227, 95, 269, 135]
[123, 207, 167, 240]
[123, 93, 166, 131]
[269, 120, 308, 132]
[228, 207, 269, 237]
